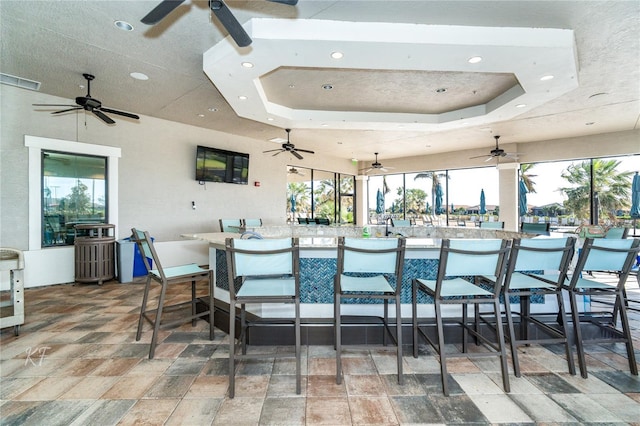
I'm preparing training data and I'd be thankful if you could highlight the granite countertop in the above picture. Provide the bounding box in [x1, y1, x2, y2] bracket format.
[182, 232, 441, 249]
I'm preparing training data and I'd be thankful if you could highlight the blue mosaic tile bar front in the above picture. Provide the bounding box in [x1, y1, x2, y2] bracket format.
[217, 249, 438, 304]
[215, 248, 544, 305]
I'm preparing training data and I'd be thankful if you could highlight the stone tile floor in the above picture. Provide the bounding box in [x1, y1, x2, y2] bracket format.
[1, 273, 639, 425]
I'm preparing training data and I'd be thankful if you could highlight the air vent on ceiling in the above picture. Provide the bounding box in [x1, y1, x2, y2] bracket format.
[0, 73, 41, 91]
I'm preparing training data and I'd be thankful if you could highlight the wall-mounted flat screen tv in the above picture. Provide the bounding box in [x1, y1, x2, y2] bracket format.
[195, 145, 249, 185]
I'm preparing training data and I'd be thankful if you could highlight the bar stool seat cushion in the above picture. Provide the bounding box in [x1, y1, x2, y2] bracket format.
[339, 274, 394, 293]
[237, 277, 296, 297]
[416, 277, 493, 297]
[149, 264, 208, 280]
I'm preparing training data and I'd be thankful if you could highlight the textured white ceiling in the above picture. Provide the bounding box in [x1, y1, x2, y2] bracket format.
[1, 0, 638, 165]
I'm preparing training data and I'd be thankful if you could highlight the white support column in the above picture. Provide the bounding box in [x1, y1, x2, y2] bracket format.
[497, 163, 520, 232]
[355, 175, 368, 226]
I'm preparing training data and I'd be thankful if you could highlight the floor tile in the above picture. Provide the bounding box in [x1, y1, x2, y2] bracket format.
[260, 397, 306, 425]
[467, 393, 532, 423]
[348, 396, 397, 424]
[117, 398, 180, 426]
[510, 393, 577, 422]
[306, 396, 351, 425]
[213, 397, 264, 425]
[165, 397, 222, 425]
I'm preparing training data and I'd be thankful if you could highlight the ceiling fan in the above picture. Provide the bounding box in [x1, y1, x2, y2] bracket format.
[469, 135, 519, 162]
[287, 166, 305, 176]
[264, 129, 314, 160]
[32, 73, 139, 125]
[363, 152, 394, 174]
[141, 0, 298, 48]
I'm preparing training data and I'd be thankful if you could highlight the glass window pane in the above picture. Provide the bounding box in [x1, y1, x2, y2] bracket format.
[447, 167, 498, 226]
[338, 175, 355, 224]
[42, 151, 107, 247]
[286, 166, 311, 224]
[312, 170, 335, 221]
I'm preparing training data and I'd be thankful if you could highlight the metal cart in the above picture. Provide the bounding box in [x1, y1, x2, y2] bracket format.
[0, 248, 25, 336]
[74, 224, 115, 285]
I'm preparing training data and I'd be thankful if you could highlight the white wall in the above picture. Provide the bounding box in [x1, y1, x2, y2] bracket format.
[0, 85, 354, 287]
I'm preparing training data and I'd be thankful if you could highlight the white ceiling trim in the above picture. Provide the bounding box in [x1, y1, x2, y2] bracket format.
[203, 18, 578, 131]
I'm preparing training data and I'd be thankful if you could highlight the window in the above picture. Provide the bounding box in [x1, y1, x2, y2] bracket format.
[42, 151, 108, 246]
[286, 166, 355, 224]
[521, 155, 640, 229]
[25, 135, 120, 251]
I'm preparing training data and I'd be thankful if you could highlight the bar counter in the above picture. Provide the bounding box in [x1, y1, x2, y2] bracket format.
[181, 227, 574, 318]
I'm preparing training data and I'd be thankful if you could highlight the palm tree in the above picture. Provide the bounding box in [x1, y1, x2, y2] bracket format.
[520, 163, 538, 194]
[414, 171, 447, 215]
[287, 182, 311, 217]
[560, 159, 633, 221]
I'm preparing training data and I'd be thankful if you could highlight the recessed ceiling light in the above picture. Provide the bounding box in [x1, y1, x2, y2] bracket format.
[288, 84, 295, 89]
[436, 88, 447, 93]
[197, 114, 205, 118]
[267, 117, 274, 121]
[515, 103, 526, 108]
[540, 75, 554, 81]
[468, 56, 482, 64]
[238, 95, 247, 100]
[208, 107, 218, 112]
[114, 20, 133, 31]
[321, 123, 329, 127]
[130, 72, 148, 81]
[322, 84, 333, 90]
[331, 51, 344, 59]
[241, 62, 254, 68]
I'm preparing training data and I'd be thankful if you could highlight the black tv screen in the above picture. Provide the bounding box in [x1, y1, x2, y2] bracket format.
[195, 145, 249, 184]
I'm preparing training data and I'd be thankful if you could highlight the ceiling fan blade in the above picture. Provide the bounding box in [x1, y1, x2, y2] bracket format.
[292, 151, 303, 160]
[272, 150, 285, 157]
[295, 148, 315, 154]
[100, 107, 140, 120]
[33, 104, 77, 107]
[210, 1, 252, 47]
[263, 148, 283, 153]
[93, 110, 115, 124]
[267, 0, 298, 5]
[469, 154, 490, 159]
[484, 156, 495, 162]
[141, 0, 186, 25]
[51, 107, 82, 114]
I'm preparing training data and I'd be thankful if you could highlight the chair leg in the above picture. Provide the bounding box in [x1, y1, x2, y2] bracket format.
[241, 304, 247, 355]
[395, 295, 403, 385]
[569, 290, 588, 378]
[149, 279, 169, 359]
[136, 275, 152, 341]
[191, 279, 197, 326]
[556, 291, 576, 376]
[461, 303, 468, 354]
[615, 288, 638, 375]
[335, 292, 342, 385]
[229, 298, 236, 399]
[412, 280, 419, 358]
[208, 271, 215, 341]
[383, 299, 388, 346]
[435, 300, 449, 396]
[493, 298, 510, 393]
[295, 298, 301, 394]
[503, 293, 521, 377]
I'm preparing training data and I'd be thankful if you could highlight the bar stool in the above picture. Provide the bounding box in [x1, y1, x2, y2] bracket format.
[131, 228, 214, 359]
[412, 239, 511, 395]
[500, 237, 577, 377]
[225, 237, 301, 398]
[564, 237, 640, 377]
[334, 237, 406, 385]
